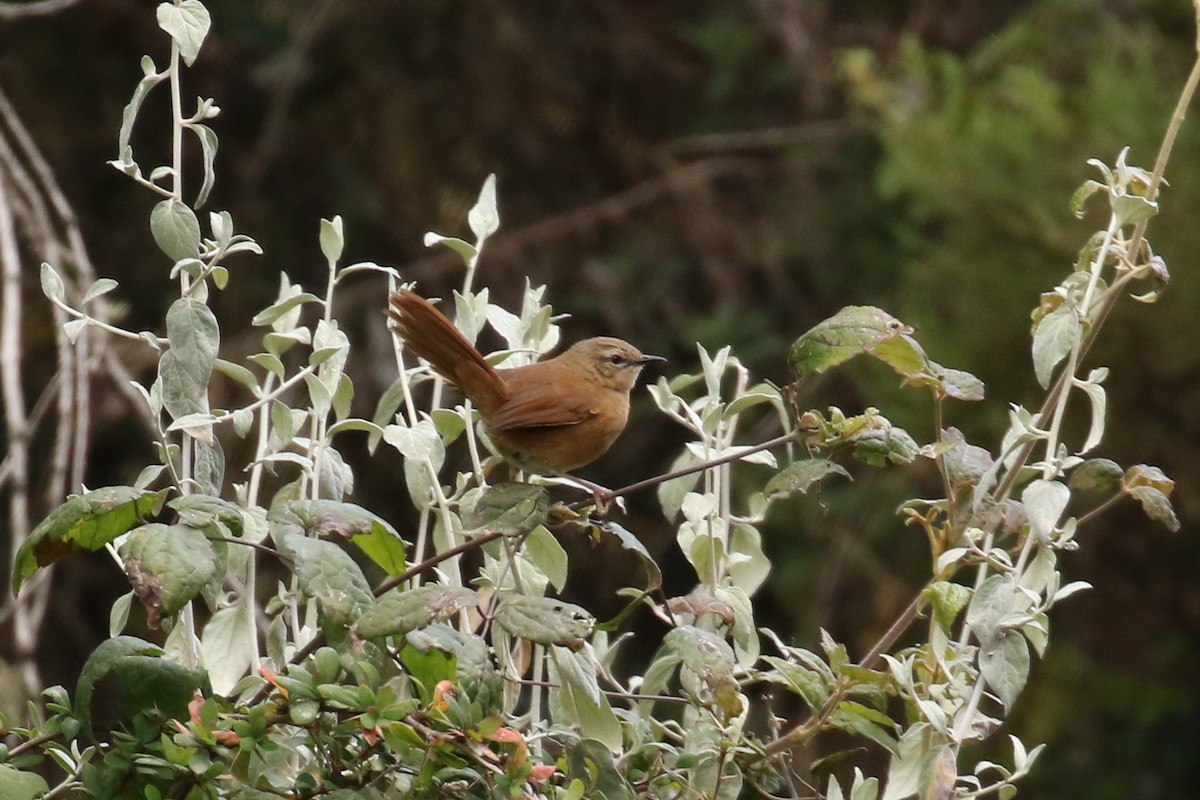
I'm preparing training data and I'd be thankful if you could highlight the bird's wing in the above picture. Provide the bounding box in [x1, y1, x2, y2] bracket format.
[486, 381, 600, 432]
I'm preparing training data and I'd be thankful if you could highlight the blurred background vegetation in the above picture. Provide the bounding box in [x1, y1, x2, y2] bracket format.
[1, 0, 1197, 796]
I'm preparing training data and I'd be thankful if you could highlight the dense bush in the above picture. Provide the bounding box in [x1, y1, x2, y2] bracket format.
[1, 2, 1191, 799]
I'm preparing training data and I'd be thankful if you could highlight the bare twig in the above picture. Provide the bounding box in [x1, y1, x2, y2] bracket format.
[0, 158, 37, 698]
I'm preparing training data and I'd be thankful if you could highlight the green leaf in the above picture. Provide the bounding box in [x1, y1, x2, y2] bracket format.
[160, 297, 219, 421]
[848, 417, 919, 467]
[1022, 479, 1068, 542]
[150, 199, 201, 262]
[355, 586, 479, 640]
[324, 421, 383, 448]
[789, 306, 929, 379]
[939, 429, 993, 490]
[1069, 178, 1106, 218]
[78, 278, 120, 307]
[979, 630, 1030, 710]
[384, 418, 446, 502]
[213, 357, 257, 389]
[76, 635, 209, 738]
[1077, 368, 1107, 454]
[724, 382, 784, 418]
[189, 122, 218, 208]
[109, 590, 134, 637]
[422, 232, 477, 262]
[467, 173, 500, 246]
[168, 494, 244, 537]
[1128, 485, 1180, 532]
[248, 352, 285, 379]
[115, 55, 164, 158]
[399, 635, 459, 703]
[277, 534, 373, 627]
[921, 581, 971, 631]
[656, 449, 704, 520]
[333, 373, 354, 421]
[493, 594, 594, 649]
[564, 740, 634, 800]
[200, 599, 257, 696]
[120, 523, 218, 627]
[764, 459, 851, 500]
[0, 764, 50, 800]
[464, 482, 549, 535]
[39, 262, 65, 302]
[1069, 458, 1123, 493]
[664, 625, 735, 700]
[304, 372, 333, 417]
[1111, 193, 1157, 226]
[320, 216, 345, 264]
[830, 700, 899, 752]
[966, 574, 1027, 640]
[549, 647, 623, 754]
[156, 0, 211, 66]
[63, 318, 87, 344]
[251, 292, 321, 327]
[13, 487, 167, 593]
[931, 367, 988, 402]
[274, 500, 406, 576]
[525, 525, 569, 593]
[1124, 463, 1175, 495]
[762, 656, 830, 710]
[728, 522, 770, 596]
[870, 334, 934, 381]
[194, 438, 224, 496]
[881, 722, 939, 800]
[1031, 304, 1080, 389]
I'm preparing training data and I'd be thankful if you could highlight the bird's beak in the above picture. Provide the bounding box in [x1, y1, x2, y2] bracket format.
[637, 354, 667, 366]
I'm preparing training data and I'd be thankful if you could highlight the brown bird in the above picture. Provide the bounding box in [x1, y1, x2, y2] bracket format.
[386, 289, 665, 474]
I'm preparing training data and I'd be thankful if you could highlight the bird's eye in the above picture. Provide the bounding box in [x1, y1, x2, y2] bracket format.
[609, 354, 625, 365]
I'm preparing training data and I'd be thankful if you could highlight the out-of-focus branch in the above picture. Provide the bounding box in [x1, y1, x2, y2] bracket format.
[0, 0, 82, 20]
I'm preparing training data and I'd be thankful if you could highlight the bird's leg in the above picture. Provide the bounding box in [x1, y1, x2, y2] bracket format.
[531, 474, 622, 514]
[563, 475, 621, 515]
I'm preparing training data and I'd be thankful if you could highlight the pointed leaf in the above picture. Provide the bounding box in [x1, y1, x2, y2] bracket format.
[120, 523, 218, 627]
[76, 635, 209, 738]
[764, 459, 850, 500]
[830, 700, 899, 752]
[156, 0, 211, 66]
[189, 122, 218, 208]
[0, 766, 49, 800]
[549, 647, 623, 753]
[160, 297, 219, 420]
[277, 534, 373, 627]
[274, 500, 406, 576]
[978, 630, 1030, 710]
[1069, 458, 1123, 493]
[464, 482, 548, 535]
[468, 173, 500, 245]
[790, 306, 930, 381]
[355, 586, 479, 640]
[1031, 305, 1079, 389]
[13, 487, 168, 592]
[200, 600, 257, 696]
[493, 594, 593, 650]
[150, 199, 201, 262]
[39, 262, 65, 302]
[922, 581, 971, 632]
[525, 525, 569, 593]
[319, 216, 344, 264]
[1128, 485, 1180, 532]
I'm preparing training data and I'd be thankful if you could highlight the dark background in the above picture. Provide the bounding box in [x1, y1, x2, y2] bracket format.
[2, 1, 1198, 797]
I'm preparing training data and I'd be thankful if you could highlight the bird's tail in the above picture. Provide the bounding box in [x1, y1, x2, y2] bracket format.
[386, 290, 508, 414]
